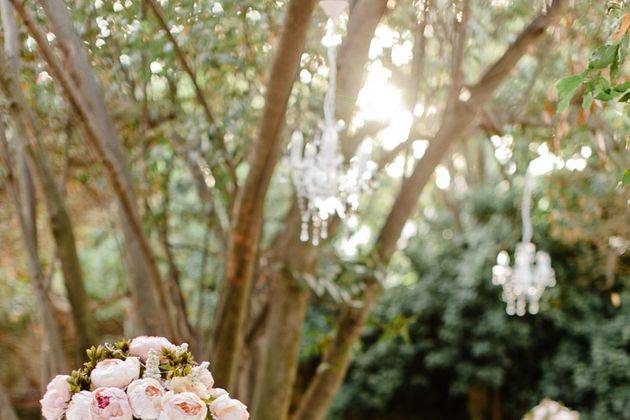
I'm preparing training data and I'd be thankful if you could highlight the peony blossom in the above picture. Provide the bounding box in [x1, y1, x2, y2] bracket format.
[129, 336, 176, 361]
[127, 378, 164, 419]
[168, 375, 210, 399]
[193, 362, 215, 391]
[158, 391, 207, 420]
[90, 387, 133, 420]
[40, 375, 71, 420]
[209, 395, 250, 420]
[66, 390, 93, 420]
[209, 388, 229, 400]
[90, 357, 140, 389]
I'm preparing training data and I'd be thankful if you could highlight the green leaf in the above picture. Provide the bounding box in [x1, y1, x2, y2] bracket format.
[613, 81, 630, 92]
[581, 93, 593, 109]
[595, 88, 616, 101]
[588, 43, 620, 70]
[610, 46, 620, 80]
[623, 170, 630, 186]
[619, 91, 630, 102]
[556, 75, 584, 112]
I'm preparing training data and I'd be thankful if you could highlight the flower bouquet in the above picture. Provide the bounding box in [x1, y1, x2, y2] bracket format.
[523, 399, 579, 420]
[40, 336, 249, 420]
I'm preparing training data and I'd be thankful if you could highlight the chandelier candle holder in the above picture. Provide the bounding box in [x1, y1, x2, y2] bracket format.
[289, 0, 373, 245]
[492, 169, 556, 316]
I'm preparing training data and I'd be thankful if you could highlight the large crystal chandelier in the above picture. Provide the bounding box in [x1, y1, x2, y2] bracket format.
[289, 0, 373, 245]
[492, 169, 556, 316]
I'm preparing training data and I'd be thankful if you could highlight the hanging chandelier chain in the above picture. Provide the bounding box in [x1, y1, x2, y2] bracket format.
[521, 168, 534, 244]
[323, 20, 337, 127]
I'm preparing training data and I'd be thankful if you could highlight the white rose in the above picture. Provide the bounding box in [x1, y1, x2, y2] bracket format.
[40, 375, 71, 420]
[66, 391, 93, 420]
[127, 378, 164, 419]
[129, 336, 176, 361]
[158, 391, 207, 420]
[90, 357, 140, 389]
[209, 395, 249, 420]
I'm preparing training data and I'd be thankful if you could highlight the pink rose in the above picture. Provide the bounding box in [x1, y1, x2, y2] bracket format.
[90, 387, 133, 420]
[66, 391, 93, 420]
[127, 378, 164, 419]
[209, 395, 249, 420]
[158, 391, 207, 420]
[90, 357, 140, 388]
[40, 374, 71, 420]
[129, 336, 176, 361]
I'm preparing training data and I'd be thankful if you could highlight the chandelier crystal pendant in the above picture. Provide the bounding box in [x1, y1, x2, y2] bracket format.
[492, 169, 556, 316]
[289, 0, 373, 245]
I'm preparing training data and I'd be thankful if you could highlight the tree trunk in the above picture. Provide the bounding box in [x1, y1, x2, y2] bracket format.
[0, 380, 19, 420]
[253, 2, 389, 417]
[0, 121, 68, 380]
[467, 386, 489, 420]
[292, 284, 379, 420]
[210, 0, 317, 389]
[336, 0, 390, 126]
[251, 268, 310, 420]
[0, 0, 95, 354]
[491, 387, 502, 420]
[294, 2, 568, 418]
[11, 0, 176, 337]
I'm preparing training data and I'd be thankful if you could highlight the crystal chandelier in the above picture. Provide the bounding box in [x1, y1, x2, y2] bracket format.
[289, 0, 373, 245]
[492, 169, 556, 316]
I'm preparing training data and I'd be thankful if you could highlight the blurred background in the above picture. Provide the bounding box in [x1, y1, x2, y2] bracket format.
[0, 0, 628, 419]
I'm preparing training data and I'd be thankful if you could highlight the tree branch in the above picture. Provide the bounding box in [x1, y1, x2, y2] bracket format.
[144, 0, 238, 189]
[210, 0, 318, 390]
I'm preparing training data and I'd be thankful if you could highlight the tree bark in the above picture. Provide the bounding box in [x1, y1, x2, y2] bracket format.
[252, 2, 389, 417]
[11, 0, 176, 337]
[210, 0, 317, 389]
[0, 0, 95, 354]
[294, 2, 568, 418]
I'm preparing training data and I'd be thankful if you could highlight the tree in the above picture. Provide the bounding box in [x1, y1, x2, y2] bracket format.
[0, 0, 625, 418]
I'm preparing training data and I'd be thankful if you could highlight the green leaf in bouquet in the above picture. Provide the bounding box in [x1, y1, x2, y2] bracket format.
[68, 369, 91, 393]
[114, 338, 131, 354]
[613, 81, 630, 92]
[588, 43, 620, 70]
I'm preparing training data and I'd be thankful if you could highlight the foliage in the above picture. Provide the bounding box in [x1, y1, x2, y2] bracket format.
[330, 170, 628, 419]
[555, 3, 630, 112]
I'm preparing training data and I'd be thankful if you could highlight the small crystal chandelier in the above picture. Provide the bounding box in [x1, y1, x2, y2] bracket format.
[289, 0, 373, 245]
[492, 169, 556, 316]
